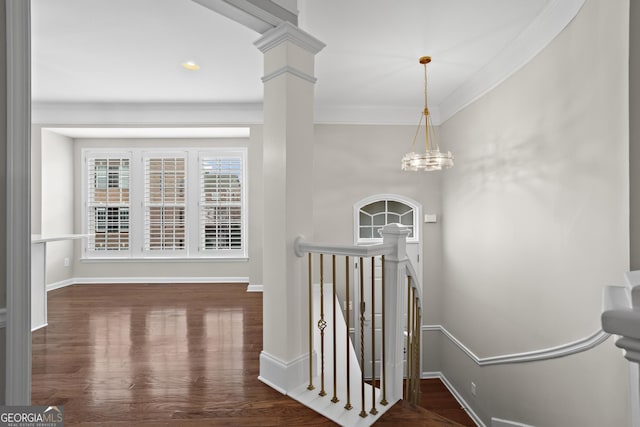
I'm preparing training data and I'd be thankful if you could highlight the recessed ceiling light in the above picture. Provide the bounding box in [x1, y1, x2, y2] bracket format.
[182, 61, 200, 71]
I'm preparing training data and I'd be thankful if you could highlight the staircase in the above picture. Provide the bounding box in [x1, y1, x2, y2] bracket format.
[292, 224, 424, 426]
[288, 283, 388, 426]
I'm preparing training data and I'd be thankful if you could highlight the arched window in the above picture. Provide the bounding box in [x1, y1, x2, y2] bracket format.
[354, 195, 419, 243]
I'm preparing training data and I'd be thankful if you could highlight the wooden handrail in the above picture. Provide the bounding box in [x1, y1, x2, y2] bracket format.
[405, 260, 423, 312]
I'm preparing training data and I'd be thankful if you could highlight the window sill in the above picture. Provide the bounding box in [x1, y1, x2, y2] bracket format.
[80, 257, 249, 263]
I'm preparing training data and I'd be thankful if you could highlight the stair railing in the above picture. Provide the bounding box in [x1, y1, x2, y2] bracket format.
[294, 223, 422, 420]
[405, 259, 423, 405]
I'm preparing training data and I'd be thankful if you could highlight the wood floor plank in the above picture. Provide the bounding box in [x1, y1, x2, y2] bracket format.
[32, 283, 474, 426]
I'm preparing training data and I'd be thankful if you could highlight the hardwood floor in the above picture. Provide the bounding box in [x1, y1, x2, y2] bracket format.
[32, 283, 474, 426]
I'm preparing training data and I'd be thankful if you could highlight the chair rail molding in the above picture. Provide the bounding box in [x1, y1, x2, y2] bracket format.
[422, 324, 609, 366]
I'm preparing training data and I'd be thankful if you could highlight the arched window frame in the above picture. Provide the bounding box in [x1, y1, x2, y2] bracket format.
[353, 194, 421, 244]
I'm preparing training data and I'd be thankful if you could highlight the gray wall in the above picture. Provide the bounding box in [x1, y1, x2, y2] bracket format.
[312, 124, 443, 371]
[631, 0, 640, 269]
[439, 0, 630, 425]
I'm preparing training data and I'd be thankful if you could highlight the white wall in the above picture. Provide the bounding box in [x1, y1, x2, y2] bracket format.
[440, 0, 630, 425]
[41, 130, 74, 284]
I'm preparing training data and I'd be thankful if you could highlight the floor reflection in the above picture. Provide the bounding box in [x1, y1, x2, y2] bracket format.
[32, 284, 254, 424]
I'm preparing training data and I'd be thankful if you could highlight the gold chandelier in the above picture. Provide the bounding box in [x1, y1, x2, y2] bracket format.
[401, 56, 454, 171]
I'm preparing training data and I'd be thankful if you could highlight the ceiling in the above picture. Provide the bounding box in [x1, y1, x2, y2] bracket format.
[31, 0, 583, 125]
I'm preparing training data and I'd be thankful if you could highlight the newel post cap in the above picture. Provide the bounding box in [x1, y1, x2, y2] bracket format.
[380, 224, 411, 261]
[379, 223, 411, 238]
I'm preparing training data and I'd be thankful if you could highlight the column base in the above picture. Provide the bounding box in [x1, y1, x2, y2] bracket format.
[258, 350, 317, 395]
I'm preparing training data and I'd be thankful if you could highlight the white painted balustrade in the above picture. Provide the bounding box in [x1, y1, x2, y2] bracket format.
[292, 224, 422, 427]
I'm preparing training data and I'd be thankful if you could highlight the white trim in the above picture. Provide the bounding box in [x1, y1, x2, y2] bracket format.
[32, 102, 263, 125]
[225, 0, 296, 29]
[625, 270, 640, 320]
[491, 418, 535, 427]
[294, 237, 394, 258]
[80, 256, 249, 263]
[261, 65, 317, 84]
[0, 308, 6, 329]
[81, 147, 249, 260]
[31, 322, 47, 333]
[5, 0, 32, 405]
[353, 194, 421, 244]
[46, 279, 75, 292]
[258, 350, 313, 394]
[46, 276, 249, 291]
[254, 21, 325, 54]
[246, 283, 263, 292]
[257, 372, 287, 395]
[314, 105, 437, 126]
[43, 127, 250, 140]
[191, 0, 297, 34]
[438, 0, 586, 123]
[422, 371, 485, 427]
[423, 324, 610, 366]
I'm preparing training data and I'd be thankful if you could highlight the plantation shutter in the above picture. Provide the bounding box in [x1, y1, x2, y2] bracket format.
[199, 156, 243, 253]
[143, 155, 187, 253]
[87, 156, 131, 252]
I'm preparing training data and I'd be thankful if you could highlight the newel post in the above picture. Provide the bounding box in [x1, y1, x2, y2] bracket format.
[380, 224, 411, 403]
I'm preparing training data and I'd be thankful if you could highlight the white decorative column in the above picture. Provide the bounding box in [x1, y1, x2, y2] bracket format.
[381, 224, 411, 403]
[5, 0, 32, 405]
[255, 22, 325, 393]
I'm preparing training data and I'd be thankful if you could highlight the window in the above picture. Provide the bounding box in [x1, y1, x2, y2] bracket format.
[83, 148, 247, 259]
[144, 156, 187, 253]
[200, 157, 243, 251]
[87, 157, 130, 252]
[355, 197, 418, 243]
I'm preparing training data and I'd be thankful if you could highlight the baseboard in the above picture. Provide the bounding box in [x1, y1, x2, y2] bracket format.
[47, 278, 75, 292]
[246, 283, 264, 292]
[259, 350, 315, 395]
[491, 418, 535, 427]
[47, 276, 249, 291]
[422, 371, 485, 427]
[31, 322, 48, 332]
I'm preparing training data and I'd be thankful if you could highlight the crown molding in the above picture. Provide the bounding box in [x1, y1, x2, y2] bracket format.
[438, 0, 586, 124]
[314, 104, 441, 126]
